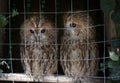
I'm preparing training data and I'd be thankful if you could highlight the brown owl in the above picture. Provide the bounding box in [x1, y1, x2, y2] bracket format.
[20, 16, 57, 81]
[60, 12, 99, 83]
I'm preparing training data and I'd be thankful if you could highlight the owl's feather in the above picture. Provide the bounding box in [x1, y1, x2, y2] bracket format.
[60, 12, 99, 83]
[20, 16, 57, 81]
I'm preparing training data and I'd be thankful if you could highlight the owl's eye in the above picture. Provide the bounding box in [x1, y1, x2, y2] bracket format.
[30, 29, 34, 33]
[41, 29, 46, 33]
[70, 23, 76, 27]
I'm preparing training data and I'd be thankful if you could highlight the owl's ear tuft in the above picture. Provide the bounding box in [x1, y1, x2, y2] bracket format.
[63, 13, 70, 25]
[30, 17, 36, 23]
[63, 12, 71, 19]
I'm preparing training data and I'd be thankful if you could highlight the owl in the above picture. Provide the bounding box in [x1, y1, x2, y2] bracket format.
[60, 12, 99, 83]
[20, 16, 57, 81]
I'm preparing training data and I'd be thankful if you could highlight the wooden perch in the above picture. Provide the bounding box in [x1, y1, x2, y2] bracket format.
[0, 73, 111, 83]
[0, 73, 74, 83]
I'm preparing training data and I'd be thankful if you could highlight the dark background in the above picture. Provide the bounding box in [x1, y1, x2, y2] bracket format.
[1, 0, 105, 82]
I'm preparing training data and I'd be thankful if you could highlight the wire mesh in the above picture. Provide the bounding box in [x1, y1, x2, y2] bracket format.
[0, 0, 118, 83]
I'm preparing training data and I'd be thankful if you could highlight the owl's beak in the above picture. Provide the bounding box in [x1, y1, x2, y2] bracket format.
[38, 33, 46, 41]
[35, 29, 39, 34]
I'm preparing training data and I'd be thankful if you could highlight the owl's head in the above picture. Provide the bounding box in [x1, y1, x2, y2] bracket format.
[21, 16, 56, 43]
[63, 12, 95, 39]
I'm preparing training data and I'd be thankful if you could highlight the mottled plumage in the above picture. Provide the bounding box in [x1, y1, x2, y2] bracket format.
[60, 12, 99, 83]
[20, 16, 57, 81]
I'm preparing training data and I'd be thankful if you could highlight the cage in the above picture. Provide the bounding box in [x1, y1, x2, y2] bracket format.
[0, 0, 119, 83]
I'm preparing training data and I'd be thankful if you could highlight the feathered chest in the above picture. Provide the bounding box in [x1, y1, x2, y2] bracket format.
[62, 38, 87, 49]
[21, 34, 56, 59]
[61, 38, 97, 60]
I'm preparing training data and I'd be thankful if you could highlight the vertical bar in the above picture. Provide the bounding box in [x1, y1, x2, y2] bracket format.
[55, 0, 58, 82]
[39, 0, 41, 16]
[8, 0, 14, 83]
[103, 13, 106, 83]
[39, 0, 44, 82]
[24, 0, 30, 83]
[23, 0, 29, 83]
[70, 0, 74, 82]
[71, 0, 73, 12]
[86, 0, 89, 83]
